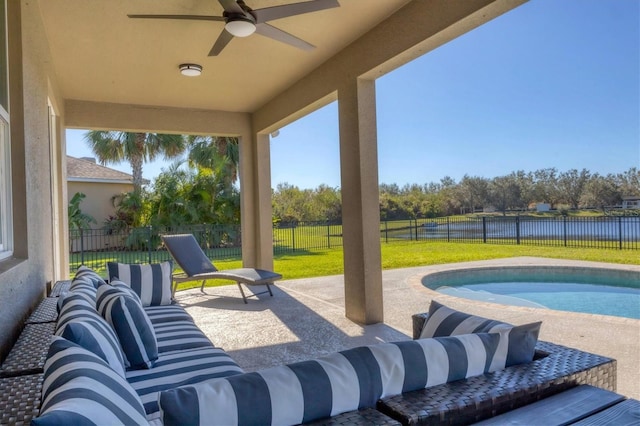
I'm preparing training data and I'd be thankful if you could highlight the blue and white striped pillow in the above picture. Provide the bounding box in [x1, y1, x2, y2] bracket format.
[419, 300, 541, 368]
[32, 337, 148, 426]
[56, 319, 126, 378]
[159, 333, 501, 425]
[107, 262, 173, 306]
[56, 292, 102, 332]
[109, 279, 143, 305]
[74, 265, 106, 288]
[96, 284, 158, 369]
[68, 277, 98, 303]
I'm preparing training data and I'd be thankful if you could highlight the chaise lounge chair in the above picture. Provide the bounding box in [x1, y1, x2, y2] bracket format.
[161, 233, 282, 303]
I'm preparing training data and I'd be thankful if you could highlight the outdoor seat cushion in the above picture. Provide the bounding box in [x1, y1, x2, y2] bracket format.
[153, 320, 214, 353]
[107, 261, 173, 306]
[144, 303, 195, 324]
[419, 300, 541, 369]
[32, 337, 148, 426]
[159, 333, 502, 426]
[73, 265, 107, 289]
[125, 346, 244, 418]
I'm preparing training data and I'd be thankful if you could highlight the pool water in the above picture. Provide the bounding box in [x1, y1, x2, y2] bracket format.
[424, 267, 640, 319]
[436, 281, 640, 319]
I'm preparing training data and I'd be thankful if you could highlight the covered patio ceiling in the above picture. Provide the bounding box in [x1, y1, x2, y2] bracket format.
[36, 0, 527, 324]
[39, 0, 411, 113]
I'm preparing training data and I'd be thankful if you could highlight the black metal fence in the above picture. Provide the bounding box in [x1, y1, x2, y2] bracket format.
[70, 215, 639, 272]
[382, 215, 640, 249]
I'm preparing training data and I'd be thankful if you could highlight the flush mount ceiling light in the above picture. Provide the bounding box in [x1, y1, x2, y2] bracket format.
[179, 63, 203, 77]
[224, 16, 256, 37]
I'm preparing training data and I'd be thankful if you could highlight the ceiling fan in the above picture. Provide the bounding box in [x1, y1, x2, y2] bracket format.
[128, 0, 340, 56]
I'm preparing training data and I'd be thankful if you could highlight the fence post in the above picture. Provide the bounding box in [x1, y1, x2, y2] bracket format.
[618, 216, 623, 250]
[327, 221, 331, 249]
[80, 228, 85, 265]
[447, 217, 450, 242]
[482, 217, 487, 243]
[385, 220, 388, 243]
[563, 216, 567, 247]
[147, 226, 153, 264]
[516, 216, 521, 245]
[414, 219, 418, 241]
[291, 224, 296, 252]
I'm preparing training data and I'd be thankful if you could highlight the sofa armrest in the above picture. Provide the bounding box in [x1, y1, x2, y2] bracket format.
[377, 340, 617, 425]
[412, 312, 429, 340]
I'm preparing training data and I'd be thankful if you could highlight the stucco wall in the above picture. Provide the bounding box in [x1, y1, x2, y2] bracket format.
[68, 181, 133, 227]
[0, 0, 63, 359]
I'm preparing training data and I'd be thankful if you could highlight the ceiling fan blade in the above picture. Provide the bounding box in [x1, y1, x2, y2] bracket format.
[208, 30, 235, 56]
[127, 14, 225, 22]
[252, 0, 339, 24]
[218, 0, 247, 15]
[255, 23, 315, 51]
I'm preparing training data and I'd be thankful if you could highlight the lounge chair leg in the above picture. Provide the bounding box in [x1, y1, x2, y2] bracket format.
[200, 280, 206, 293]
[237, 282, 248, 304]
[266, 283, 273, 297]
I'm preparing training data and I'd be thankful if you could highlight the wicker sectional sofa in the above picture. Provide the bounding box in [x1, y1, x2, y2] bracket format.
[2, 266, 617, 425]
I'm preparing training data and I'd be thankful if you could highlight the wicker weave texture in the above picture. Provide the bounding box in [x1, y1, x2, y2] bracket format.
[0, 374, 42, 425]
[306, 407, 402, 425]
[49, 280, 71, 297]
[377, 340, 616, 425]
[25, 298, 58, 324]
[0, 323, 54, 377]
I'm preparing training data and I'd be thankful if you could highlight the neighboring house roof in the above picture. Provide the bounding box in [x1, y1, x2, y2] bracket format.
[67, 156, 148, 184]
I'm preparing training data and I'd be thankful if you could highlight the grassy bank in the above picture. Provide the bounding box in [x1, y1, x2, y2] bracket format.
[180, 241, 639, 291]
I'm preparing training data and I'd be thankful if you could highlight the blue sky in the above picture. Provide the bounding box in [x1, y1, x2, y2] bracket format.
[67, 0, 639, 189]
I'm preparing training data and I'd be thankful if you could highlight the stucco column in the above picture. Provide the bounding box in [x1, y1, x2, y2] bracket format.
[239, 133, 275, 271]
[338, 78, 383, 325]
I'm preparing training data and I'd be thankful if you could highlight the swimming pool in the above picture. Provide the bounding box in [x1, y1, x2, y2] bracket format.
[422, 266, 640, 319]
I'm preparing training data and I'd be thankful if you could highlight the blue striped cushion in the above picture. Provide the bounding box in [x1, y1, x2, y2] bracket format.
[159, 334, 501, 425]
[68, 277, 98, 303]
[144, 304, 194, 324]
[126, 346, 244, 416]
[419, 301, 541, 368]
[107, 261, 173, 306]
[56, 292, 102, 332]
[154, 320, 214, 353]
[110, 279, 143, 305]
[96, 285, 158, 369]
[32, 337, 148, 426]
[56, 318, 126, 378]
[74, 265, 106, 288]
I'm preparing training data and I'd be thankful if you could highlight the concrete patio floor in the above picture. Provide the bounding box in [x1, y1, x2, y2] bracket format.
[174, 257, 640, 400]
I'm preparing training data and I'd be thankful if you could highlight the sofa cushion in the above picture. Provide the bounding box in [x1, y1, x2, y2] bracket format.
[56, 318, 126, 378]
[159, 333, 501, 426]
[144, 304, 194, 324]
[107, 261, 173, 306]
[154, 320, 214, 353]
[32, 337, 148, 426]
[419, 301, 541, 368]
[96, 285, 158, 369]
[67, 277, 98, 303]
[126, 346, 244, 417]
[73, 265, 107, 288]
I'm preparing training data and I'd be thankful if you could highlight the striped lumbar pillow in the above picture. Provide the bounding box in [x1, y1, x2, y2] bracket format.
[107, 261, 173, 306]
[97, 284, 158, 369]
[419, 300, 541, 369]
[159, 333, 501, 425]
[32, 337, 148, 426]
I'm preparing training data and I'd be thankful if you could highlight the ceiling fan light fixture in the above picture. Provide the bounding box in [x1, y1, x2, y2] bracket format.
[179, 63, 203, 77]
[225, 17, 256, 37]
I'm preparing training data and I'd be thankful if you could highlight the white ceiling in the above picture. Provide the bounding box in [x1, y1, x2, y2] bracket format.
[39, 0, 411, 113]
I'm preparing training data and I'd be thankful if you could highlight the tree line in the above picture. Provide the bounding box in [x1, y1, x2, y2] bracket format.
[273, 167, 639, 222]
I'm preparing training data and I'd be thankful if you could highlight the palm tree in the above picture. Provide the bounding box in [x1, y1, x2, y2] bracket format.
[186, 135, 239, 188]
[83, 131, 187, 193]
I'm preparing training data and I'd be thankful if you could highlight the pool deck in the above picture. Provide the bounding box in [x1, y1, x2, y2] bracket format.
[175, 257, 640, 399]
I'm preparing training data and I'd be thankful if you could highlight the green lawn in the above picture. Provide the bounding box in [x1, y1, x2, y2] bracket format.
[176, 241, 639, 291]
